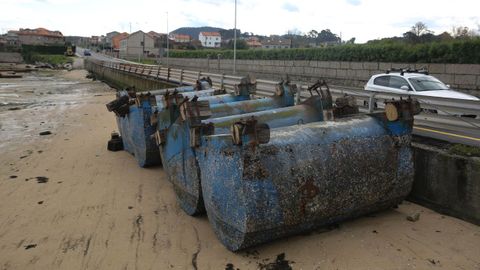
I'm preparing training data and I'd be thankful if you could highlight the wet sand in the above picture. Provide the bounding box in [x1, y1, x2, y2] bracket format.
[1, 69, 480, 270]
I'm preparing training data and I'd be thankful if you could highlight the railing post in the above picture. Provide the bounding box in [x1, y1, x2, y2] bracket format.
[220, 74, 225, 89]
[180, 69, 184, 84]
[296, 86, 302, 105]
[156, 65, 161, 78]
[368, 92, 376, 113]
[167, 68, 171, 81]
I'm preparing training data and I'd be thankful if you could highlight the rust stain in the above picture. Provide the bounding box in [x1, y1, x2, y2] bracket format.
[298, 177, 320, 215]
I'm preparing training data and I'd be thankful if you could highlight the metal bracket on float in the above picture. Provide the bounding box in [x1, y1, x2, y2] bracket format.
[231, 117, 270, 146]
[190, 123, 214, 148]
[305, 80, 334, 120]
[234, 74, 257, 96]
[180, 97, 212, 127]
[135, 92, 157, 107]
[153, 130, 167, 146]
[150, 110, 158, 127]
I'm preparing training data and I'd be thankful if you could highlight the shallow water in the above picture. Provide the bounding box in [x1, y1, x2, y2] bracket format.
[0, 71, 97, 110]
[0, 70, 113, 151]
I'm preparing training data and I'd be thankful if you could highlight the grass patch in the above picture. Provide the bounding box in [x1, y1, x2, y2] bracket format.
[30, 54, 74, 65]
[130, 58, 158, 65]
[449, 144, 480, 157]
[22, 52, 74, 65]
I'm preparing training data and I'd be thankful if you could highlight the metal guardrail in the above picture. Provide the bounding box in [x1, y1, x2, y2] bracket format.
[87, 59, 480, 140]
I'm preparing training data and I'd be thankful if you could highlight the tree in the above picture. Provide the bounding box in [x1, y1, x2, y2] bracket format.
[410, 22, 433, 36]
[403, 31, 418, 43]
[219, 29, 241, 40]
[317, 29, 340, 43]
[436, 31, 454, 42]
[451, 26, 478, 39]
[286, 28, 303, 36]
[224, 39, 249, 50]
[345, 37, 356, 44]
[307, 30, 318, 39]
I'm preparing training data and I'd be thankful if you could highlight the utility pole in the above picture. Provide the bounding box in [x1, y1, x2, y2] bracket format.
[166, 12, 169, 68]
[142, 32, 145, 60]
[129, 22, 132, 34]
[233, 0, 237, 74]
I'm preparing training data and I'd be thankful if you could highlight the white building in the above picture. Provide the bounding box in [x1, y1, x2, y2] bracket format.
[119, 30, 155, 59]
[199, 32, 221, 48]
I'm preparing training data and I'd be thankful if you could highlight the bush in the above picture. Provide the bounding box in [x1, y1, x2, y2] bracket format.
[168, 38, 480, 63]
[21, 44, 66, 55]
[26, 54, 73, 65]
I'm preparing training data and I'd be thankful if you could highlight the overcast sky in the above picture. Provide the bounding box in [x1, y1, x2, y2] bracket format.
[2, 0, 479, 43]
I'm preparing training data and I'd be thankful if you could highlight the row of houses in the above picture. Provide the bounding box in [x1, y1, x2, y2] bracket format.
[100, 29, 294, 58]
[0, 26, 293, 58]
[0, 28, 65, 46]
[104, 31, 224, 58]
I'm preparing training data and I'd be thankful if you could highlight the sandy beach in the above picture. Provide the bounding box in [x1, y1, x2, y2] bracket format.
[1, 68, 479, 270]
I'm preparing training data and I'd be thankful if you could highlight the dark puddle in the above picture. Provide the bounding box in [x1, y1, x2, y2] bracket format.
[25, 176, 49, 183]
[24, 244, 37, 250]
[258, 253, 294, 270]
[225, 263, 236, 270]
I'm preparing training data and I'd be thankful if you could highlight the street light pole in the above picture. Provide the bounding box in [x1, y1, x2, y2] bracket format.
[166, 11, 169, 68]
[233, 0, 237, 74]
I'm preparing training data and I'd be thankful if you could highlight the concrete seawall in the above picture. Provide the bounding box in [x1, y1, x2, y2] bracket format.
[410, 143, 480, 225]
[158, 58, 480, 96]
[85, 61, 176, 91]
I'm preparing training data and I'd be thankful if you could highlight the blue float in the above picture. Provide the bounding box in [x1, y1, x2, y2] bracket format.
[159, 82, 335, 216]
[196, 98, 420, 251]
[106, 78, 227, 167]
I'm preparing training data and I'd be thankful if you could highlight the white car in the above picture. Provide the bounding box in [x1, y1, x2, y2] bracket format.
[364, 70, 479, 101]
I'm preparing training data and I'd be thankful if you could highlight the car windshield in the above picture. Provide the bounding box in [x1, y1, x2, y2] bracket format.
[408, 76, 449, 91]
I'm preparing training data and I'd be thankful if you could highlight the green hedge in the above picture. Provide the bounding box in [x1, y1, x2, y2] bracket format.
[21, 44, 71, 64]
[169, 39, 480, 64]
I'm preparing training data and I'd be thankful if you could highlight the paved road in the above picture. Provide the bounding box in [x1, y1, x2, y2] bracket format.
[76, 47, 130, 63]
[413, 125, 480, 147]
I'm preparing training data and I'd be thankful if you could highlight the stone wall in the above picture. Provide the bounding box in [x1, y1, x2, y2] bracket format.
[0, 52, 24, 63]
[158, 58, 480, 96]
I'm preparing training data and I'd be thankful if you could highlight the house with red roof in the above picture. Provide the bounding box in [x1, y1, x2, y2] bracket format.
[173, 34, 191, 43]
[199, 32, 221, 48]
[13, 27, 64, 45]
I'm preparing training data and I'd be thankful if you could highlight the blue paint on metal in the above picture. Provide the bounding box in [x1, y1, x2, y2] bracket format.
[116, 94, 161, 167]
[197, 113, 416, 251]
[114, 86, 221, 167]
[207, 103, 324, 135]
[161, 88, 317, 216]
[155, 92, 253, 149]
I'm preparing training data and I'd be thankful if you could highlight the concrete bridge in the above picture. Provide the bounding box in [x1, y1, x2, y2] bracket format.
[85, 57, 480, 227]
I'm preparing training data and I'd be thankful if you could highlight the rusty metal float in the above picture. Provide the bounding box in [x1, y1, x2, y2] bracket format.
[157, 79, 301, 215]
[196, 97, 420, 251]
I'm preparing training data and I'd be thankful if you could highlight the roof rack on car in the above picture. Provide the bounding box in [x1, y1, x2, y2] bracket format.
[385, 67, 429, 76]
